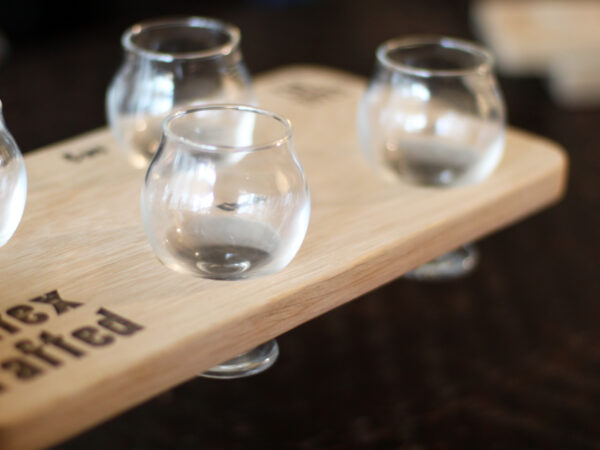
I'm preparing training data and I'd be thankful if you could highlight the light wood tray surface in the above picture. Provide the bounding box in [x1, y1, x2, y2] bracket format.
[0, 66, 567, 450]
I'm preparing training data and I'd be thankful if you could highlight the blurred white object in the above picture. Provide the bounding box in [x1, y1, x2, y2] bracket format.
[472, 0, 600, 107]
[548, 50, 600, 107]
[472, 0, 600, 75]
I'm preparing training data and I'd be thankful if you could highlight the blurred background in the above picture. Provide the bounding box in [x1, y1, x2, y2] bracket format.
[1, 0, 599, 448]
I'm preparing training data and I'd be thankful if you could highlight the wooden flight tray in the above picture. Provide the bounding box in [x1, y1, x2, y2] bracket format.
[0, 66, 568, 450]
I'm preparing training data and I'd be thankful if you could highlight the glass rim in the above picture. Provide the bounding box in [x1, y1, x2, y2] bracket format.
[122, 16, 241, 62]
[376, 35, 494, 77]
[163, 104, 293, 153]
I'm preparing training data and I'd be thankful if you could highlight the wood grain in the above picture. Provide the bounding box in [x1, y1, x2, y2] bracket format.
[0, 65, 567, 450]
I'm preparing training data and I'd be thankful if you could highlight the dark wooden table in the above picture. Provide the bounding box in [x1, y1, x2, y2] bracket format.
[1, 0, 598, 448]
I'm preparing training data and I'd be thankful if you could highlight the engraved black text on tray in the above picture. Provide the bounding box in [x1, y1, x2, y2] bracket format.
[63, 146, 107, 163]
[0, 291, 144, 393]
[276, 82, 346, 104]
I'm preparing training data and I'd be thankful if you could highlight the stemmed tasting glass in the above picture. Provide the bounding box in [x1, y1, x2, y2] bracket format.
[0, 100, 27, 247]
[107, 17, 254, 169]
[141, 105, 310, 378]
[358, 36, 506, 280]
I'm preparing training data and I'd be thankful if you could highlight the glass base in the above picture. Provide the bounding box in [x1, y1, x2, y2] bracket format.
[404, 244, 479, 281]
[199, 339, 279, 379]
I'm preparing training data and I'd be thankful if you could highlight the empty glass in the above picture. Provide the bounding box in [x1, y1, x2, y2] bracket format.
[141, 105, 310, 377]
[0, 101, 27, 247]
[107, 17, 254, 169]
[358, 36, 506, 279]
